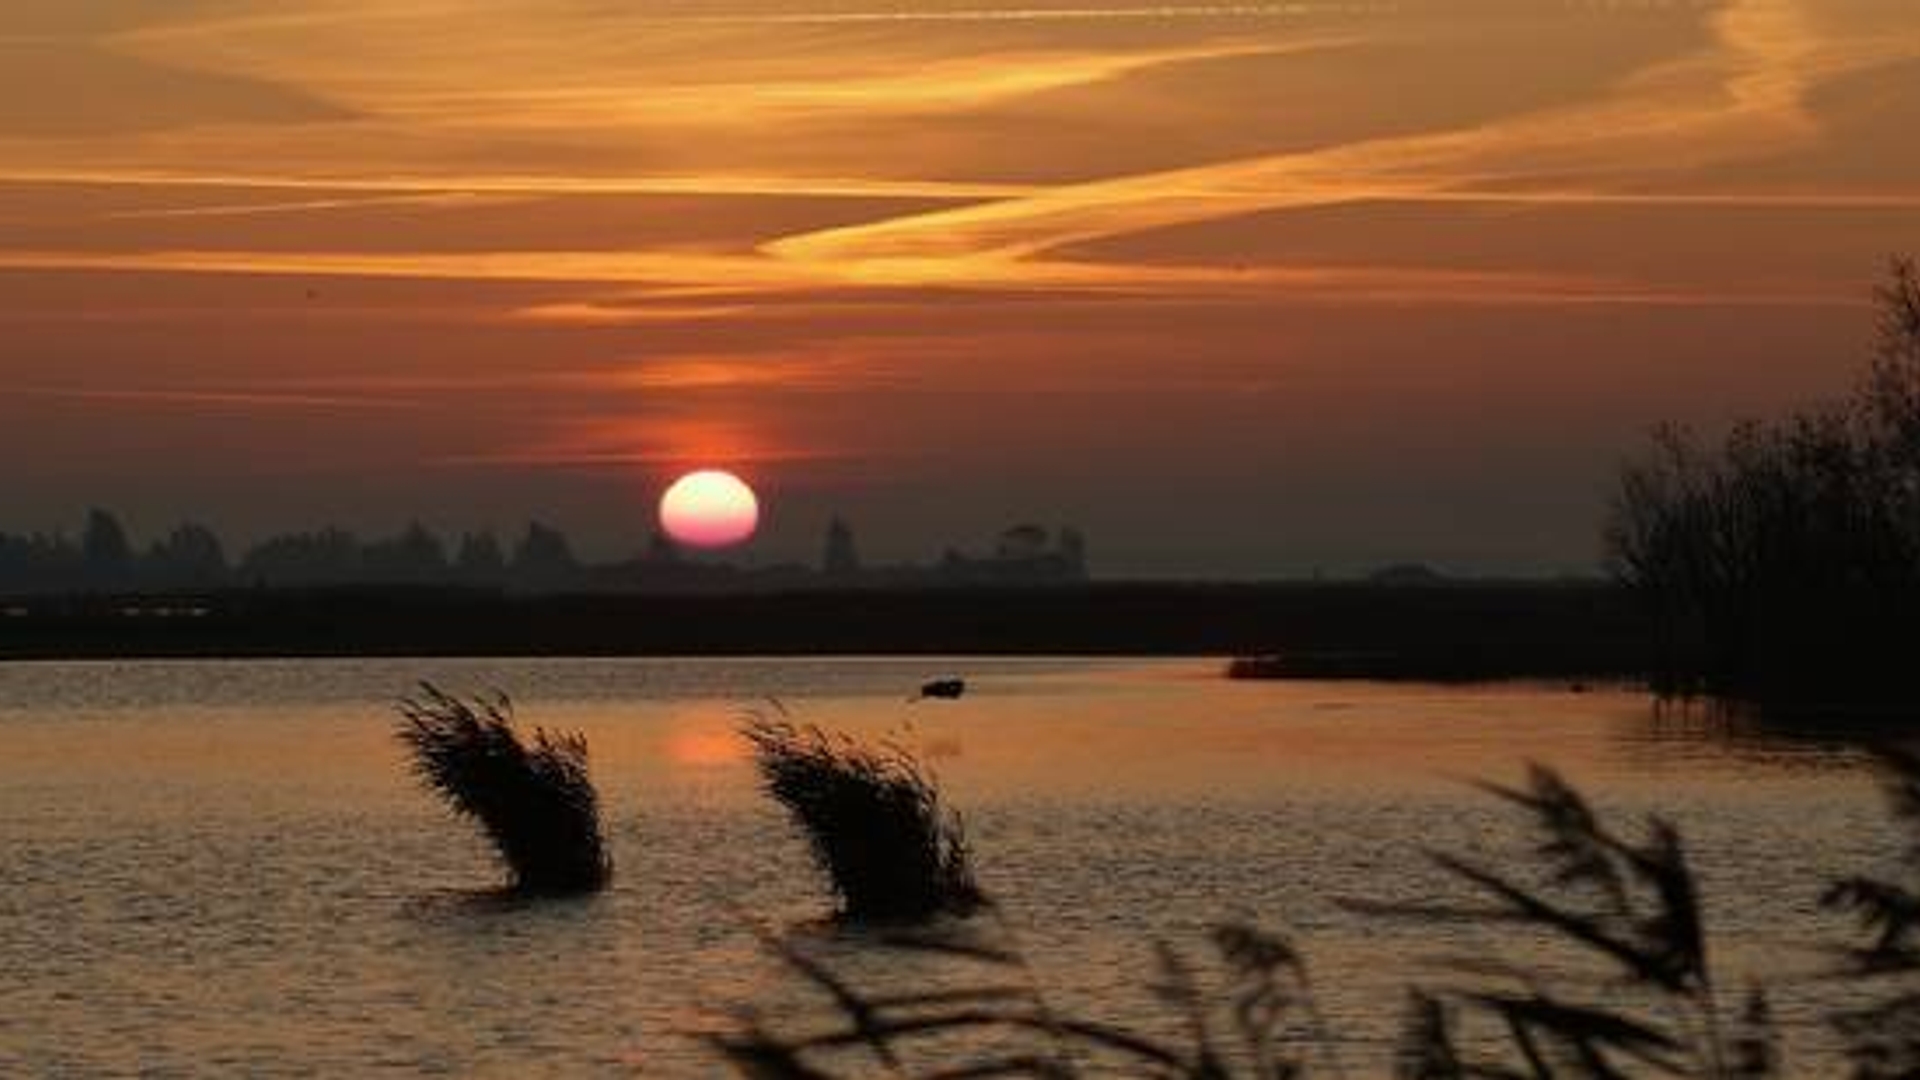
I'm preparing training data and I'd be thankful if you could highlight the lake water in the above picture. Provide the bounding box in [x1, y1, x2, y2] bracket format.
[0, 658, 1899, 1075]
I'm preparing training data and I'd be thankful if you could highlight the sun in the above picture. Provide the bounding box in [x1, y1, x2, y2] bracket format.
[659, 469, 760, 548]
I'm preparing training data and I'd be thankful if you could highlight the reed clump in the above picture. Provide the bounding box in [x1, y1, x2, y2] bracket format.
[741, 714, 981, 922]
[396, 681, 610, 895]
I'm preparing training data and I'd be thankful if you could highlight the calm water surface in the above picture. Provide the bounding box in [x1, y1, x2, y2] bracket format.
[0, 658, 1895, 1075]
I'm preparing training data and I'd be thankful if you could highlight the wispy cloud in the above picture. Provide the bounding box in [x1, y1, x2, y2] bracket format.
[0, 385, 418, 411]
[594, 356, 881, 392]
[0, 167, 1033, 201]
[446, 416, 845, 471]
[0, 243, 1867, 310]
[96, 191, 505, 221]
[385, 42, 1305, 125]
[766, 0, 1920, 269]
[11, 0, 1911, 311]
[503, 302, 752, 325]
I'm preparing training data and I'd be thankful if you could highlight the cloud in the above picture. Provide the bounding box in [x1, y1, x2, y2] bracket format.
[503, 302, 752, 325]
[95, 191, 503, 221]
[0, 168, 1034, 201]
[0, 385, 416, 411]
[0, 242, 1868, 312]
[0, 37, 347, 138]
[3, 0, 1914, 313]
[382, 42, 1305, 127]
[592, 356, 880, 392]
[446, 416, 846, 472]
[765, 0, 1920, 267]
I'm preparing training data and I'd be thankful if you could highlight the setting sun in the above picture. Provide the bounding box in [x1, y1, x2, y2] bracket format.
[658, 469, 759, 548]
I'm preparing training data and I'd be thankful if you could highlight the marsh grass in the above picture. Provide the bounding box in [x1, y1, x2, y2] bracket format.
[396, 681, 610, 895]
[741, 713, 981, 922]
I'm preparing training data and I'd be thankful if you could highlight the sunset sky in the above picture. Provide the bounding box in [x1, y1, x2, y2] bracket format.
[4, 0, 1918, 575]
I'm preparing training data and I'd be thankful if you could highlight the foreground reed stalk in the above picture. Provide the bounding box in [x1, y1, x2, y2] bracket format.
[742, 714, 981, 922]
[716, 750, 1920, 1077]
[396, 682, 611, 895]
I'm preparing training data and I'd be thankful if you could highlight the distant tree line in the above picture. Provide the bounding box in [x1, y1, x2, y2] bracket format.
[1607, 258, 1920, 699]
[0, 514, 1089, 595]
[0, 514, 587, 595]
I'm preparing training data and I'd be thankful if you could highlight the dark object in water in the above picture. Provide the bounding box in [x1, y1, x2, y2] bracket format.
[914, 677, 966, 701]
[741, 715, 981, 921]
[396, 682, 611, 895]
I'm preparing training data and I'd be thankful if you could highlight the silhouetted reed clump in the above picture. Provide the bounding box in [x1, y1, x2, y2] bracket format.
[1608, 259, 1920, 701]
[1822, 746, 1920, 1077]
[742, 714, 981, 922]
[396, 682, 610, 895]
[715, 749, 1920, 1077]
[1352, 764, 1775, 1077]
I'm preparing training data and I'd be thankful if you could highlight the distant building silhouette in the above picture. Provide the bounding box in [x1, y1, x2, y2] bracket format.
[994, 523, 1050, 562]
[936, 524, 1088, 586]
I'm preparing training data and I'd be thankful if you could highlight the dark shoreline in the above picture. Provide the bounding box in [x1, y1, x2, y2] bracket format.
[0, 582, 1650, 679]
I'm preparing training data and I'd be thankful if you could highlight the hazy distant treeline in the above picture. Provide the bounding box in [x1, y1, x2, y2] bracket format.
[0, 514, 580, 593]
[0, 514, 1089, 595]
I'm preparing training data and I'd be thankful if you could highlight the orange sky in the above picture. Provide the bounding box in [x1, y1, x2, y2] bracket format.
[3, 0, 1918, 574]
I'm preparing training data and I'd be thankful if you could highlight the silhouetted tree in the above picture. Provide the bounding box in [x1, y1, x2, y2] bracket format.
[361, 522, 448, 583]
[822, 515, 860, 577]
[510, 521, 581, 591]
[453, 531, 506, 584]
[240, 528, 362, 587]
[145, 523, 228, 588]
[81, 508, 133, 589]
[1607, 259, 1920, 699]
[0, 531, 81, 594]
[1058, 525, 1088, 579]
[646, 529, 681, 564]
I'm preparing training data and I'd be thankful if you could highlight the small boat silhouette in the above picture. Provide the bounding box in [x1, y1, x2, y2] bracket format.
[912, 677, 966, 701]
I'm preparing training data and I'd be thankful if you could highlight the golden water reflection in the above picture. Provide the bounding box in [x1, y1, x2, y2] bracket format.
[0, 657, 1889, 1074]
